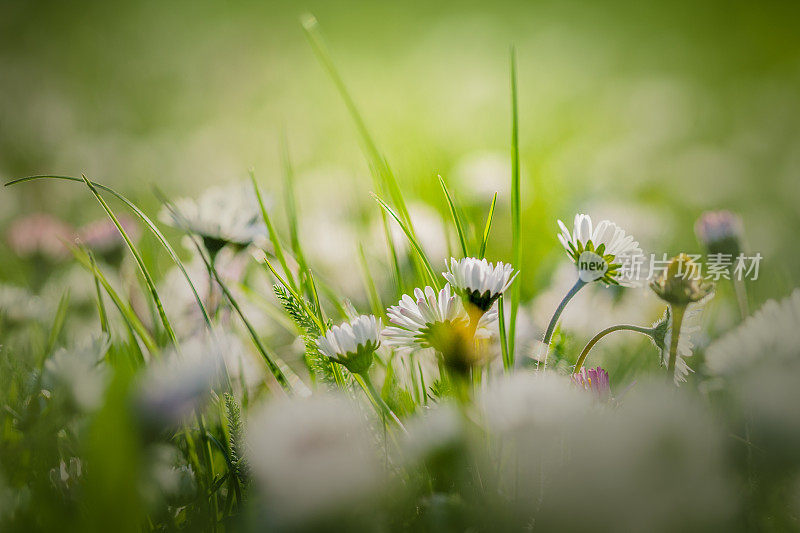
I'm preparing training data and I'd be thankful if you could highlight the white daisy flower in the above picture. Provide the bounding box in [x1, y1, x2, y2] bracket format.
[160, 182, 267, 258]
[706, 289, 800, 376]
[383, 284, 467, 351]
[316, 314, 382, 374]
[557, 213, 643, 286]
[443, 257, 518, 312]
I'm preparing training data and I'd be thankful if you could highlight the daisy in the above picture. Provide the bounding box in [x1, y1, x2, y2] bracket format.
[160, 182, 267, 260]
[443, 257, 518, 313]
[650, 253, 714, 306]
[557, 213, 643, 286]
[571, 367, 611, 400]
[316, 314, 382, 375]
[543, 214, 643, 356]
[383, 285, 467, 351]
[705, 289, 800, 376]
[6, 213, 73, 261]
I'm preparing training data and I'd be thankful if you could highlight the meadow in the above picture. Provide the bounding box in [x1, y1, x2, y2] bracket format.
[1, 1, 800, 531]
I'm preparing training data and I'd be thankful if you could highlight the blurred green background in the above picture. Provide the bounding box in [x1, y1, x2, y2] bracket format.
[2, 0, 799, 368]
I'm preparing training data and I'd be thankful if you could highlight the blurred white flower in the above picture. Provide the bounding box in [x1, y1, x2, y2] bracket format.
[160, 182, 267, 257]
[451, 151, 511, 201]
[0, 284, 51, 324]
[44, 335, 110, 410]
[245, 393, 383, 525]
[135, 334, 226, 427]
[401, 403, 463, 463]
[317, 314, 381, 374]
[706, 289, 800, 376]
[557, 213, 643, 286]
[443, 257, 517, 313]
[383, 285, 467, 351]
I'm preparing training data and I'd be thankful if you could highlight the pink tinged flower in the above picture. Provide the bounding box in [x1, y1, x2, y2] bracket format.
[694, 210, 743, 256]
[571, 366, 611, 400]
[78, 214, 140, 254]
[6, 213, 73, 260]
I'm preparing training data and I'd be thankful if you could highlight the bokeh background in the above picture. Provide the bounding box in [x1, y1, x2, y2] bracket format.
[2, 0, 799, 383]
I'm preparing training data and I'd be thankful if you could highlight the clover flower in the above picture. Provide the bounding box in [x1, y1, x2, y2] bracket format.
[571, 367, 611, 400]
[443, 257, 517, 313]
[317, 314, 381, 374]
[706, 289, 800, 376]
[557, 213, 643, 286]
[160, 182, 267, 259]
[383, 285, 467, 351]
[695, 210, 743, 257]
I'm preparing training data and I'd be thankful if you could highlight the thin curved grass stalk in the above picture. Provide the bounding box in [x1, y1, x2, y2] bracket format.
[508, 47, 522, 367]
[438, 174, 470, 258]
[358, 243, 385, 318]
[373, 193, 440, 290]
[498, 295, 511, 372]
[80, 175, 178, 347]
[88, 250, 110, 335]
[302, 14, 413, 230]
[5, 176, 214, 334]
[68, 244, 158, 354]
[45, 290, 70, 358]
[380, 207, 404, 296]
[573, 324, 656, 374]
[249, 169, 298, 293]
[479, 192, 498, 260]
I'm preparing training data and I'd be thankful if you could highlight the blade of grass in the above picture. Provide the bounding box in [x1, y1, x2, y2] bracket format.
[380, 208, 404, 296]
[301, 14, 413, 229]
[263, 257, 326, 333]
[80, 175, 177, 347]
[508, 48, 522, 367]
[438, 174, 469, 258]
[5, 176, 213, 334]
[358, 244, 385, 319]
[68, 245, 158, 354]
[479, 192, 498, 260]
[88, 250, 110, 335]
[498, 295, 511, 372]
[45, 290, 71, 356]
[373, 193, 440, 290]
[249, 169, 298, 293]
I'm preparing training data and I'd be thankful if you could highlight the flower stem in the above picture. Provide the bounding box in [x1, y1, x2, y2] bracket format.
[574, 324, 656, 374]
[542, 277, 587, 360]
[666, 304, 687, 381]
[357, 372, 407, 434]
[733, 277, 749, 320]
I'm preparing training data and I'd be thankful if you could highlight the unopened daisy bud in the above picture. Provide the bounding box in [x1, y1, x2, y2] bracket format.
[443, 257, 518, 314]
[695, 210, 743, 257]
[316, 315, 381, 375]
[650, 253, 714, 306]
[571, 367, 611, 401]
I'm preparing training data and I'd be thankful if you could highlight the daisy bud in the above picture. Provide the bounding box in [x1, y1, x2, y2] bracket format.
[650, 254, 714, 306]
[316, 315, 381, 375]
[694, 210, 743, 257]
